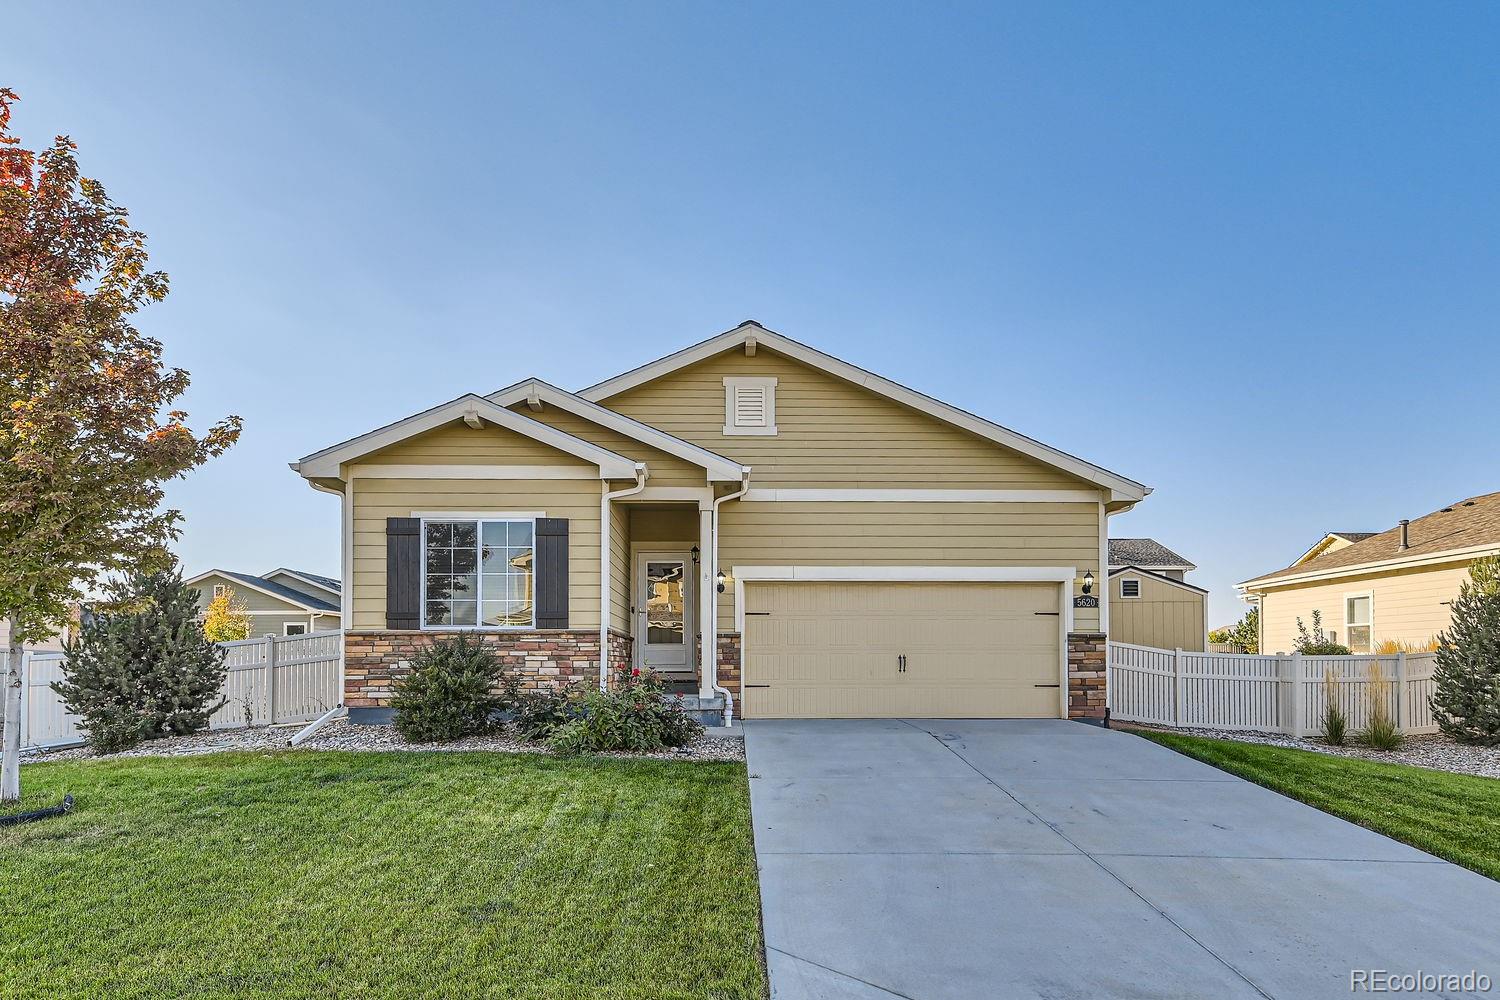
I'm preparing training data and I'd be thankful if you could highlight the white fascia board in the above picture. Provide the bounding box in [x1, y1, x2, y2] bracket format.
[183, 570, 326, 613]
[486, 378, 745, 482]
[577, 323, 1150, 502]
[1107, 565, 1208, 596]
[292, 394, 639, 480]
[1238, 542, 1500, 592]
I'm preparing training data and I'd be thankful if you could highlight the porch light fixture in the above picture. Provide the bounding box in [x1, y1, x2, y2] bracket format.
[715, 569, 727, 594]
[691, 545, 700, 565]
[1082, 570, 1094, 595]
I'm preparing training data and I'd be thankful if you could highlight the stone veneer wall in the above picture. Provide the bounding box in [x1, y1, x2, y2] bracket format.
[1067, 632, 1107, 721]
[343, 629, 632, 720]
[715, 632, 742, 703]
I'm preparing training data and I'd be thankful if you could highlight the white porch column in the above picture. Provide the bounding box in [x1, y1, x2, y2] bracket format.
[698, 503, 716, 699]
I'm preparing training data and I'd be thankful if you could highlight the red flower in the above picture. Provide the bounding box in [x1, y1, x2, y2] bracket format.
[631, 667, 641, 677]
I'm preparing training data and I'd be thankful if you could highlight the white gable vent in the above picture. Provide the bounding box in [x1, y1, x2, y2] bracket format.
[723, 376, 777, 436]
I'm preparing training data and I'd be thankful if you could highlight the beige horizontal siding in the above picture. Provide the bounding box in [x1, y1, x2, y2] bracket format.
[610, 502, 630, 632]
[601, 348, 1094, 489]
[629, 506, 699, 544]
[350, 477, 601, 630]
[1110, 573, 1205, 651]
[358, 420, 595, 467]
[716, 500, 1101, 631]
[1257, 561, 1474, 653]
[508, 405, 706, 487]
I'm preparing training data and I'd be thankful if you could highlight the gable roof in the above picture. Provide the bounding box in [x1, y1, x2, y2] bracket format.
[292, 394, 641, 480]
[1291, 531, 1377, 566]
[1108, 564, 1208, 595]
[1108, 538, 1196, 571]
[1241, 491, 1500, 589]
[263, 568, 341, 596]
[577, 321, 1149, 505]
[485, 378, 746, 482]
[185, 570, 341, 613]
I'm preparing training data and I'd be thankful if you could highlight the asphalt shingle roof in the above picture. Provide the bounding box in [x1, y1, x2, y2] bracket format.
[1107, 538, 1196, 570]
[271, 569, 342, 593]
[221, 571, 340, 612]
[1247, 491, 1500, 586]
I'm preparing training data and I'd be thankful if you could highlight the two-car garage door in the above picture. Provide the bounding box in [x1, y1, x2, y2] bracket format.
[740, 581, 1063, 719]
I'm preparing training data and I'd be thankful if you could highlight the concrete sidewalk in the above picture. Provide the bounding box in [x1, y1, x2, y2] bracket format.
[744, 718, 1500, 1000]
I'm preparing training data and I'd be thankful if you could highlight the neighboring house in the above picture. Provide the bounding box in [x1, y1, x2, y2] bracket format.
[1238, 491, 1500, 654]
[293, 321, 1150, 723]
[1107, 538, 1207, 651]
[184, 568, 342, 636]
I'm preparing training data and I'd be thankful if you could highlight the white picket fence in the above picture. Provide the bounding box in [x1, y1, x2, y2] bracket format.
[2, 631, 342, 750]
[1108, 641, 1440, 736]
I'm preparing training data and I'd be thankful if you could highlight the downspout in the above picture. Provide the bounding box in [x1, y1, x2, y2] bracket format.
[708, 469, 752, 725]
[600, 464, 648, 690]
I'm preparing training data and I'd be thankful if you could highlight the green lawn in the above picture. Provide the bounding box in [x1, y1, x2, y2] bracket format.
[1138, 731, 1500, 881]
[0, 751, 766, 1000]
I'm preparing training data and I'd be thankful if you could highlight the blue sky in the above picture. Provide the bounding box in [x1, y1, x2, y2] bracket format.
[8, 1, 1499, 625]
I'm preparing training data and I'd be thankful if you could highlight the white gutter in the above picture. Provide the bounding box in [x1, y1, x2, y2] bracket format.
[600, 465, 648, 690]
[708, 469, 752, 725]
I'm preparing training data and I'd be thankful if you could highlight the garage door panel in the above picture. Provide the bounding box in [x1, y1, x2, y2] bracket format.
[743, 581, 1063, 719]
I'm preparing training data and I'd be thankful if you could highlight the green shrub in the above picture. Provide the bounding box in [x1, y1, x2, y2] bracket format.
[541, 675, 702, 755]
[1321, 667, 1347, 746]
[391, 635, 505, 742]
[55, 568, 228, 754]
[1295, 610, 1352, 656]
[1430, 556, 1500, 745]
[505, 678, 584, 740]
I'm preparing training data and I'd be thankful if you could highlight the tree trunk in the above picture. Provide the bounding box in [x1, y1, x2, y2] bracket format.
[1, 615, 25, 802]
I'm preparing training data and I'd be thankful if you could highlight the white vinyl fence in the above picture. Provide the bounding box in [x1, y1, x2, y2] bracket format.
[2, 631, 341, 751]
[1108, 641, 1440, 736]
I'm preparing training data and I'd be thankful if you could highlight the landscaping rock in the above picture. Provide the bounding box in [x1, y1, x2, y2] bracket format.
[1127, 724, 1500, 779]
[22, 719, 745, 765]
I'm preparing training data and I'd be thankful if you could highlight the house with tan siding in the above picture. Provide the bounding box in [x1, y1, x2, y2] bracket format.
[1238, 492, 1500, 654]
[1106, 539, 1206, 651]
[184, 569, 341, 637]
[293, 321, 1150, 724]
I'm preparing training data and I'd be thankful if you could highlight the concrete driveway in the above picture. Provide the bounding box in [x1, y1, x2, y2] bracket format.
[744, 719, 1500, 1000]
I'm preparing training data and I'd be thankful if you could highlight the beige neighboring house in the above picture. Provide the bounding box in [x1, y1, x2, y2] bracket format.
[1107, 538, 1207, 651]
[1238, 491, 1500, 654]
[184, 568, 342, 637]
[292, 320, 1152, 724]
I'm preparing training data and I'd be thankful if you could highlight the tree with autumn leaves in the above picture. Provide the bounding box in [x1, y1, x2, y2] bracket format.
[1, 88, 241, 800]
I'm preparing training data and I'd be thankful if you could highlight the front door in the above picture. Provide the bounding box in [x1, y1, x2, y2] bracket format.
[635, 551, 694, 675]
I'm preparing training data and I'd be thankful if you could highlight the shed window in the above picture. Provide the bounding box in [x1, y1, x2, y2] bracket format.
[284, 623, 308, 636]
[422, 519, 535, 628]
[1120, 578, 1141, 599]
[723, 377, 777, 436]
[1345, 594, 1372, 653]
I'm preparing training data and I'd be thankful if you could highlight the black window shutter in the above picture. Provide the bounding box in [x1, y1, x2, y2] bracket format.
[534, 517, 569, 629]
[386, 517, 421, 629]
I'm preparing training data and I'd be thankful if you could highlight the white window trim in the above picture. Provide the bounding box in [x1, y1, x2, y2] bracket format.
[722, 376, 778, 436]
[284, 622, 308, 636]
[1119, 577, 1142, 599]
[212, 584, 228, 599]
[1344, 590, 1374, 652]
[419, 515, 540, 631]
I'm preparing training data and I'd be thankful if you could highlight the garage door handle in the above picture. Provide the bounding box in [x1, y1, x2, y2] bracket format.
[897, 654, 907, 673]
[1034, 683, 1060, 688]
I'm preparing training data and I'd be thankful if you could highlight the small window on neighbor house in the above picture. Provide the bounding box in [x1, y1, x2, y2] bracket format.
[212, 584, 228, 599]
[1345, 595, 1372, 653]
[1120, 578, 1141, 599]
[723, 377, 777, 436]
[284, 623, 308, 636]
